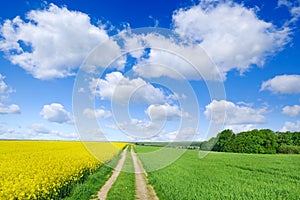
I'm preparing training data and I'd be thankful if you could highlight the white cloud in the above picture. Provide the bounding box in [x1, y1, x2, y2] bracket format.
[224, 124, 257, 133]
[113, 118, 162, 139]
[82, 39, 125, 72]
[145, 103, 190, 121]
[0, 74, 20, 115]
[79, 128, 107, 141]
[0, 103, 20, 114]
[133, 48, 217, 80]
[280, 120, 300, 132]
[83, 108, 112, 119]
[40, 103, 73, 124]
[29, 123, 77, 139]
[0, 74, 9, 94]
[0, 74, 15, 100]
[278, 0, 293, 8]
[0, 123, 78, 140]
[122, 35, 146, 58]
[172, 1, 290, 76]
[30, 123, 51, 134]
[261, 75, 300, 94]
[123, 33, 222, 81]
[162, 127, 199, 141]
[0, 3, 109, 80]
[204, 100, 266, 125]
[278, 0, 300, 23]
[282, 105, 300, 117]
[292, 8, 300, 20]
[89, 71, 165, 104]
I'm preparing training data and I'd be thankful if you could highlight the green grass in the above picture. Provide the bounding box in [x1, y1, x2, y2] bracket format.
[135, 146, 300, 200]
[107, 146, 135, 200]
[63, 151, 122, 200]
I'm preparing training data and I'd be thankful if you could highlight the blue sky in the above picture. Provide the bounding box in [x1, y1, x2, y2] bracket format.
[0, 0, 299, 141]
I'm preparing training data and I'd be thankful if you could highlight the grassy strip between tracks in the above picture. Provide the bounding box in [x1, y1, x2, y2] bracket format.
[106, 146, 135, 200]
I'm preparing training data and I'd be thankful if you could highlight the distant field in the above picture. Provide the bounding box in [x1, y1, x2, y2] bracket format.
[135, 146, 300, 199]
[0, 141, 126, 199]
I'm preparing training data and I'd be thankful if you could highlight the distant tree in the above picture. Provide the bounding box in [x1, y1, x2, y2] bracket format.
[232, 130, 255, 153]
[292, 132, 300, 146]
[260, 129, 278, 154]
[277, 131, 300, 153]
[213, 129, 234, 152]
[200, 137, 218, 151]
[279, 144, 300, 154]
[201, 129, 300, 154]
[230, 129, 277, 154]
[277, 132, 294, 146]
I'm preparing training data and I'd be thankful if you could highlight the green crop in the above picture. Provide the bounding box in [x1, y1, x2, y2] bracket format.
[135, 146, 300, 200]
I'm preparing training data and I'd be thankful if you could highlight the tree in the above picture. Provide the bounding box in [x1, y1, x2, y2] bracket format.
[259, 129, 278, 154]
[277, 132, 294, 146]
[202, 129, 299, 154]
[213, 129, 234, 152]
[200, 137, 218, 151]
[292, 132, 300, 146]
[229, 129, 277, 154]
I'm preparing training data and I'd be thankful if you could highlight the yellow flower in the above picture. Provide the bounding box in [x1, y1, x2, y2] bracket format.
[0, 141, 126, 199]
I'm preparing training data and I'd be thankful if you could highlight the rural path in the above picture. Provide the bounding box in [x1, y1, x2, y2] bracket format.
[95, 145, 158, 200]
[97, 146, 128, 200]
[131, 147, 159, 200]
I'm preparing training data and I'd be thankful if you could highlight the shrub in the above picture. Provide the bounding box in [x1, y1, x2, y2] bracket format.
[277, 144, 300, 154]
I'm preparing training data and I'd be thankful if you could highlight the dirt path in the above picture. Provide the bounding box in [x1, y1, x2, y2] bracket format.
[97, 146, 128, 200]
[131, 147, 159, 200]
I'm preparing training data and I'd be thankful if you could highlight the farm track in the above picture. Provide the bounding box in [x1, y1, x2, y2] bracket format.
[95, 145, 158, 200]
[131, 147, 159, 200]
[97, 146, 128, 200]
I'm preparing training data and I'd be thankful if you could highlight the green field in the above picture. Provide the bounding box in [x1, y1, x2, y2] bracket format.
[135, 146, 300, 199]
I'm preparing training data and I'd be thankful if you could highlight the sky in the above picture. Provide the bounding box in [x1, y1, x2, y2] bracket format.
[0, 0, 300, 141]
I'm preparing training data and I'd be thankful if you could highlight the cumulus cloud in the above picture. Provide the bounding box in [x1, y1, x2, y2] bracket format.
[30, 123, 52, 134]
[83, 108, 112, 119]
[224, 124, 258, 133]
[0, 3, 109, 79]
[89, 71, 165, 104]
[132, 48, 220, 80]
[0, 74, 10, 94]
[0, 74, 15, 100]
[29, 123, 77, 139]
[261, 75, 300, 94]
[123, 33, 222, 81]
[172, 0, 290, 76]
[0, 123, 78, 140]
[204, 100, 267, 125]
[0, 103, 20, 114]
[113, 118, 162, 139]
[40, 103, 73, 123]
[0, 74, 20, 114]
[282, 105, 300, 117]
[162, 127, 199, 141]
[145, 103, 190, 121]
[280, 120, 300, 132]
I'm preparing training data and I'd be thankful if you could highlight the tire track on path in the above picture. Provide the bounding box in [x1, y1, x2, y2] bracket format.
[131, 147, 159, 200]
[97, 146, 128, 200]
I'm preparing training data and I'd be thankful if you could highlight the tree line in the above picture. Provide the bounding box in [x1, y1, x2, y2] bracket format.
[200, 129, 300, 154]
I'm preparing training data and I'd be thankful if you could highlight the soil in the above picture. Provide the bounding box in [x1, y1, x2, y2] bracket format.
[95, 145, 159, 200]
[131, 147, 159, 200]
[97, 146, 128, 200]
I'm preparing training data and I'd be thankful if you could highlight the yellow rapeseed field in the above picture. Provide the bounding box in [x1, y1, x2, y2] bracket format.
[0, 141, 126, 199]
